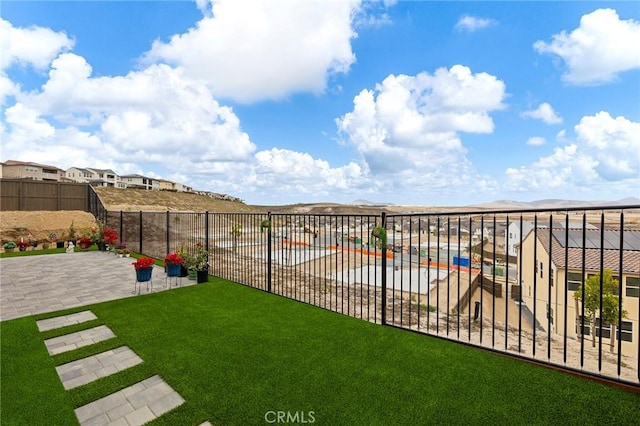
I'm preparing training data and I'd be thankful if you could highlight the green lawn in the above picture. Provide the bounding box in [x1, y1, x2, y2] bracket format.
[1, 279, 639, 425]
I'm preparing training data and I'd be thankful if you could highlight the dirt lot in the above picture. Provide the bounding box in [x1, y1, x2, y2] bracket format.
[0, 211, 97, 246]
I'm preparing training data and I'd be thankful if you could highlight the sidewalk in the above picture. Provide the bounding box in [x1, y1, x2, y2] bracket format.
[0, 252, 189, 321]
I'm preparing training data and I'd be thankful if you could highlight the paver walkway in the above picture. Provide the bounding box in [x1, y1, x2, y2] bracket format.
[56, 346, 143, 390]
[37, 310, 98, 331]
[2, 256, 199, 425]
[74, 375, 185, 426]
[0, 252, 194, 321]
[44, 325, 116, 355]
[38, 310, 190, 425]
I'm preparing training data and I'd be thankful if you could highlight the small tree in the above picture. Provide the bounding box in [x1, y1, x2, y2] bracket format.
[574, 269, 628, 352]
[230, 222, 242, 252]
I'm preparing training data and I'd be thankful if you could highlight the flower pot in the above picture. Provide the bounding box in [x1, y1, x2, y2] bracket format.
[179, 264, 188, 277]
[166, 263, 182, 277]
[56, 241, 65, 249]
[4, 248, 14, 252]
[18, 246, 27, 252]
[196, 269, 209, 284]
[97, 242, 107, 251]
[188, 269, 197, 280]
[135, 267, 153, 282]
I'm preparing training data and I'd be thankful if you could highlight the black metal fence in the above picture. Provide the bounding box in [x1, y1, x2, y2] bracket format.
[103, 205, 640, 388]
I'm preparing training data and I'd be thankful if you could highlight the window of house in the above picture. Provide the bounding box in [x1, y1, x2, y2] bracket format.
[617, 321, 633, 342]
[626, 277, 639, 298]
[610, 276, 620, 295]
[546, 303, 554, 324]
[577, 316, 612, 338]
[567, 272, 582, 291]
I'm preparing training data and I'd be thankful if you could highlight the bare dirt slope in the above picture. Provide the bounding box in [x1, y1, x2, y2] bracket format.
[0, 187, 256, 245]
[0, 210, 97, 244]
[94, 187, 257, 213]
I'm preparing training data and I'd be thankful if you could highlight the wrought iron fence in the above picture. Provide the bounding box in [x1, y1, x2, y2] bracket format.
[105, 205, 640, 388]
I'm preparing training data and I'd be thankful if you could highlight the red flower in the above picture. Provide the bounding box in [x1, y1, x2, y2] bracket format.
[79, 237, 92, 247]
[132, 257, 155, 270]
[164, 253, 184, 265]
[103, 228, 119, 245]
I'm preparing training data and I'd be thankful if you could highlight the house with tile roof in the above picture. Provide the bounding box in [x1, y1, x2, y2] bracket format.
[517, 227, 640, 357]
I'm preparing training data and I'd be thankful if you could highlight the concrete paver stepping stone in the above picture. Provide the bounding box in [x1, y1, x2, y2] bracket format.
[55, 346, 143, 390]
[74, 375, 184, 426]
[44, 325, 116, 356]
[37, 310, 98, 332]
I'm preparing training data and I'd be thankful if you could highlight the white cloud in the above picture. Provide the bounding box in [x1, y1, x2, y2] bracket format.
[144, 0, 360, 103]
[521, 102, 563, 124]
[533, 8, 640, 85]
[455, 15, 495, 32]
[574, 111, 640, 178]
[336, 65, 504, 194]
[505, 111, 639, 194]
[2, 50, 257, 175]
[0, 18, 74, 71]
[526, 137, 546, 146]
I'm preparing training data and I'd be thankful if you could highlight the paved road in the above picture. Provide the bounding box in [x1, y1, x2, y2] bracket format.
[0, 252, 191, 321]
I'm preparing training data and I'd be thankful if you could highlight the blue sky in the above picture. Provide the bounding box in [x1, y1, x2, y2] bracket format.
[1, 1, 639, 206]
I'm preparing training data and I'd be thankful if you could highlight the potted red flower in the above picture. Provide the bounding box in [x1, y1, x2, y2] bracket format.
[17, 240, 29, 251]
[164, 253, 184, 277]
[132, 257, 155, 270]
[103, 228, 118, 246]
[132, 257, 155, 293]
[78, 237, 92, 250]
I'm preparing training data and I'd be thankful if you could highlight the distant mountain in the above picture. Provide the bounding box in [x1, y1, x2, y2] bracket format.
[473, 197, 640, 209]
[351, 199, 395, 206]
[610, 197, 640, 206]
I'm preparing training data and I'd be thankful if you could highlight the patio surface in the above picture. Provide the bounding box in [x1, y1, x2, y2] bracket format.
[0, 251, 193, 321]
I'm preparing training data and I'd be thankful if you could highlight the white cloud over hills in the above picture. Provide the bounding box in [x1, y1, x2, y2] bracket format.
[0, 5, 638, 206]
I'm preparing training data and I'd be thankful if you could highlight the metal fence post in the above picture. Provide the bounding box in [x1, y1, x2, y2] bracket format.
[205, 211, 210, 255]
[381, 212, 387, 325]
[267, 212, 272, 293]
[166, 211, 170, 254]
[139, 210, 143, 254]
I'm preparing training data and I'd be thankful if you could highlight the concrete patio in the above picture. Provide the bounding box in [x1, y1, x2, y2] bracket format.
[0, 251, 193, 321]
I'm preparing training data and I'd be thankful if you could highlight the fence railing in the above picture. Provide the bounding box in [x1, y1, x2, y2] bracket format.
[105, 205, 640, 388]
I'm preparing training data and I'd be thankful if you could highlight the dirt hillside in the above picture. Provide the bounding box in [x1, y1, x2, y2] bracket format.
[0, 210, 97, 245]
[0, 187, 256, 246]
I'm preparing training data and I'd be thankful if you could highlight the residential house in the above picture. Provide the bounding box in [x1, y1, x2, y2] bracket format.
[157, 179, 193, 193]
[66, 167, 122, 187]
[506, 221, 535, 258]
[1, 160, 66, 181]
[119, 174, 160, 190]
[518, 228, 640, 358]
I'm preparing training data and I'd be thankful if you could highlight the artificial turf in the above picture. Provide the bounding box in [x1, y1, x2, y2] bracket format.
[1, 278, 639, 425]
